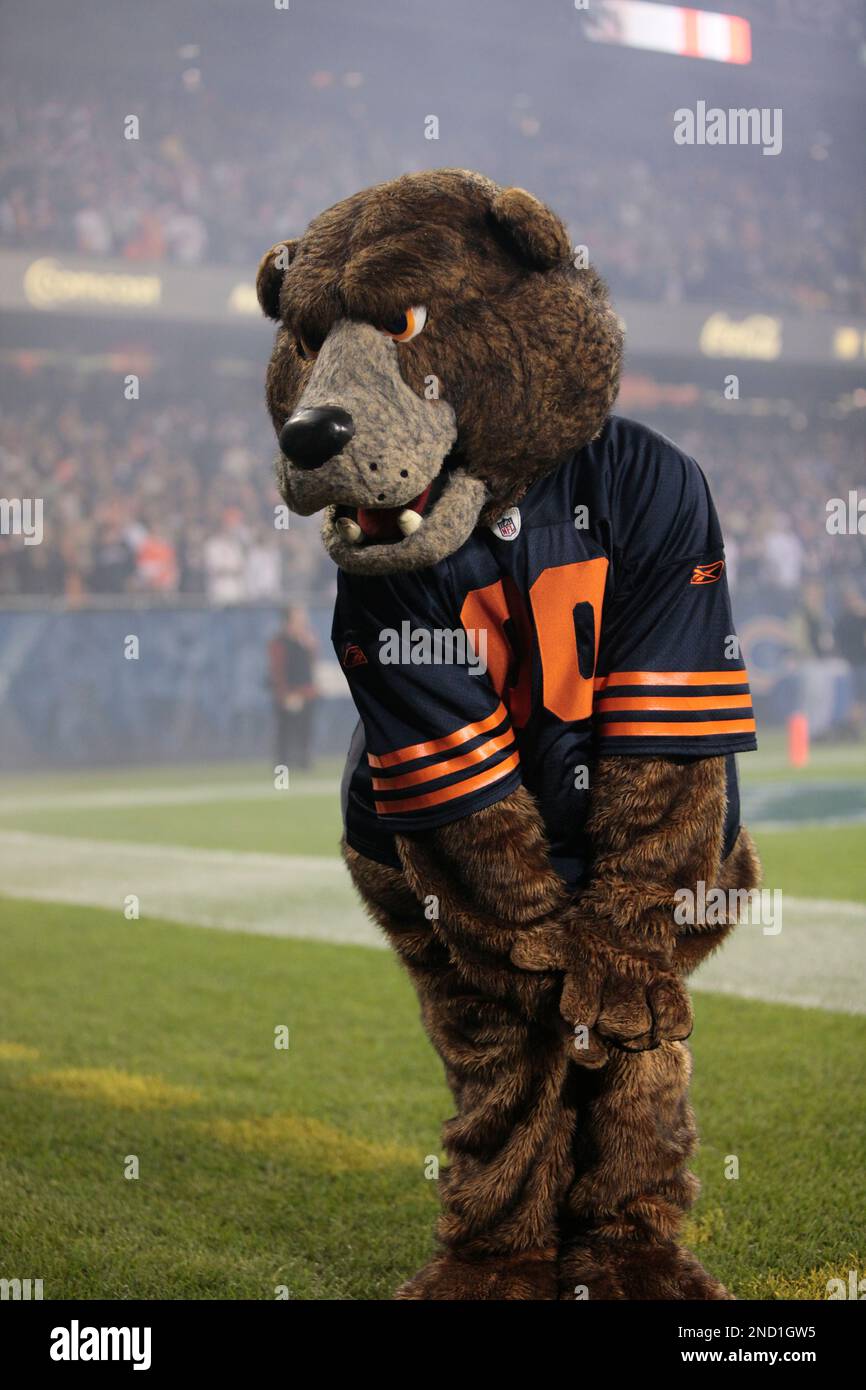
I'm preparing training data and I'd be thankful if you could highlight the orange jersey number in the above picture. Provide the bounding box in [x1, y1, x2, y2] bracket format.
[460, 558, 608, 726]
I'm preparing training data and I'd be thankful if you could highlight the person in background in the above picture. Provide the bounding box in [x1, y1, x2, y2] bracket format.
[245, 522, 282, 600]
[177, 520, 207, 594]
[203, 508, 247, 604]
[764, 510, 804, 591]
[133, 519, 178, 593]
[792, 579, 838, 742]
[267, 605, 319, 771]
[834, 584, 866, 740]
[88, 512, 136, 594]
[795, 578, 835, 659]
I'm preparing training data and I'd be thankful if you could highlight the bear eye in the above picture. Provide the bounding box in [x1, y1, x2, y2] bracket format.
[296, 327, 324, 361]
[378, 305, 427, 342]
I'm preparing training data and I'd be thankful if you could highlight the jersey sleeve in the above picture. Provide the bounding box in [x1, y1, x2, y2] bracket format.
[332, 565, 522, 832]
[594, 438, 757, 758]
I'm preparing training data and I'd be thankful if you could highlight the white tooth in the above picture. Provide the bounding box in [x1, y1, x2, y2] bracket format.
[397, 508, 423, 536]
[336, 516, 362, 543]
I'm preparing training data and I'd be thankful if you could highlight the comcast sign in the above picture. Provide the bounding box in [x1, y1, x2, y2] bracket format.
[23, 257, 162, 310]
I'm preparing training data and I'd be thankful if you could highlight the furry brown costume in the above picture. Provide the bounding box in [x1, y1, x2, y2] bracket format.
[258, 169, 761, 1300]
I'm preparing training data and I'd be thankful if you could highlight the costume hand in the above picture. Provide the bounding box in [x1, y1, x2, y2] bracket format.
[510, 916, 693, 1066]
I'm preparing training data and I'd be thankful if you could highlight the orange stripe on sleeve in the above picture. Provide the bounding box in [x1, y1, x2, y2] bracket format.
[371, 728, 515, 791]
[367, 703, 508, 769]
[374, 750, 520, 815]
[593, 670, 750, 690]
[600, 718, 756, 738]
[597, 694, 753, 713]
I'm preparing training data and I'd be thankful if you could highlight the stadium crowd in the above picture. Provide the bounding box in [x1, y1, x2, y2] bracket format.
[1, 372, 863, 619]
[651, 409, 866, 601]
[1, 84, 864, 315]
[0, 373, 331, 603]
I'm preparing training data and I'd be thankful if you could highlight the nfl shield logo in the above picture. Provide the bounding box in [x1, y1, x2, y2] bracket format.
[490, 507, 521, 541]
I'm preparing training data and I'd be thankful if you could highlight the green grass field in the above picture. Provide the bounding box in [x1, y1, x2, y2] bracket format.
[0, 735, 864, 1300]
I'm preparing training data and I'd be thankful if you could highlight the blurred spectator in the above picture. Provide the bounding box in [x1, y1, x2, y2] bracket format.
[267, 605, 319, 770]
[795, 580, 835, 659]
[204, 509, 249, 604]
[835, 585, 866, 739]
[792, 580, 842, 740]
[245, 524, 283, 600]
[135, 522, 179, 593]
[177, 521, 208, 595]
[88, 514, 136, 593]
[764, 513, 804, 591]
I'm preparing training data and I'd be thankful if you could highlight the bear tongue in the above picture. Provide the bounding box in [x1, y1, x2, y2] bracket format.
[356, 482, 433, 540]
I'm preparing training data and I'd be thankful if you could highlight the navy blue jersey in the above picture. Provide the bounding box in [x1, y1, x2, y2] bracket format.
[332, 416, 756, 887]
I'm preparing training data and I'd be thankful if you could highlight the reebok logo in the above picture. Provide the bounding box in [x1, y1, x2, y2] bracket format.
[691, 559, 725, 585]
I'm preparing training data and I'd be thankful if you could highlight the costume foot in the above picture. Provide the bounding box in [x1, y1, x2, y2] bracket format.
[395, 1247, 558, 1300]
[559, 1236, 732, 1300]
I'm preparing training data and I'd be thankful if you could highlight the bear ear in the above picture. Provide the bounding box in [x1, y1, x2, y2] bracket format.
[256, 239, 298, 320]
[488, 187, 572, 271]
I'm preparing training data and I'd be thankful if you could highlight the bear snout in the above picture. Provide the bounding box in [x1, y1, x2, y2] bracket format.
[275, 317, 458, 519]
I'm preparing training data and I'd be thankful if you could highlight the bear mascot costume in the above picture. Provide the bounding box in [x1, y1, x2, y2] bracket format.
[257, 169, 760, 1301]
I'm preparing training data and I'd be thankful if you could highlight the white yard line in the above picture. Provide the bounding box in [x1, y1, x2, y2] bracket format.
[1, 829, 864, 1014]
[690, 897, 866, 1015]
[747, 810, 866, 831]
[0, 781, 340, 813]
[0, 775, 863, 828]
[0, 829, 373, 946]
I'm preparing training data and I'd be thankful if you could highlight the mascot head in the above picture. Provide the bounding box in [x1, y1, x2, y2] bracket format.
[259, 168, 622, 575]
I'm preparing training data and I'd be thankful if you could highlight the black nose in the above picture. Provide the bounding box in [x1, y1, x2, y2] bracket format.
[279, 406, 355, 470]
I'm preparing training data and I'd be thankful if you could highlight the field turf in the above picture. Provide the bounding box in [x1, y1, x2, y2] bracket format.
[0, 735, 863, 1300]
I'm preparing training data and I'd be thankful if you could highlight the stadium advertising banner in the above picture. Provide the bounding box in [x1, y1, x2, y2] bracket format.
[1, 249, 258, 327]
[2, 248, 863, 368]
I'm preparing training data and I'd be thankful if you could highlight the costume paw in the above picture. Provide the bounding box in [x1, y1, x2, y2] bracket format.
[558, 1235, 733, 1301]
[395, 1246, 559, 1300]
[512, 922, 693, 1060]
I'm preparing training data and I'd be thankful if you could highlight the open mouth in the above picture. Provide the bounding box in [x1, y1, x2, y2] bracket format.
[322, 456, 487, 574]
[334, 462, 451, 545]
